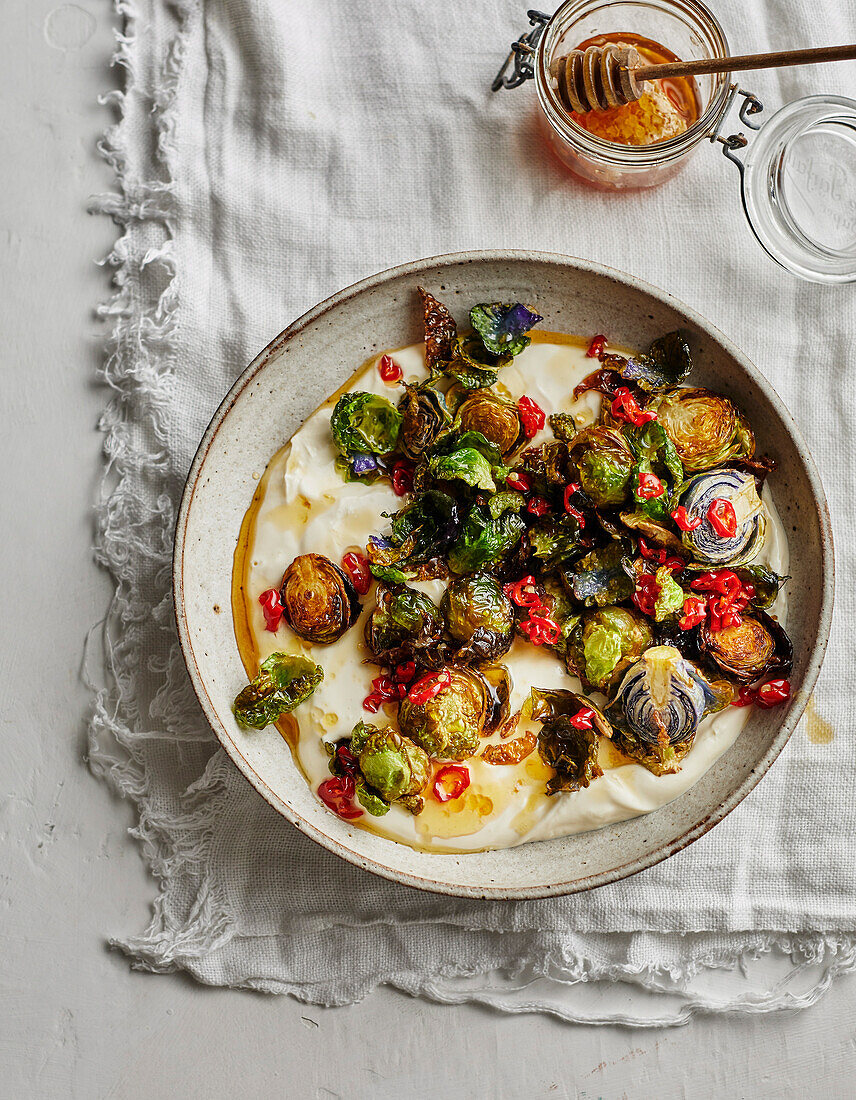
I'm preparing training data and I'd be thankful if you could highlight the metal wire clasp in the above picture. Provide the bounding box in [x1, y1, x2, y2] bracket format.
[492, 10, 550, 91]
[708, 86, 765, 175]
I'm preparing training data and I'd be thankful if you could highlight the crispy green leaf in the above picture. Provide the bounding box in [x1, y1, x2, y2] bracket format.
[233, 653, 323, 730]
[330, 392, 402, 457]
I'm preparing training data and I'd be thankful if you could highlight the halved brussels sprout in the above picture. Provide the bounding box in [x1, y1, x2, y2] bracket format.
[398, 384, 450, 460]
[700, 610, 793, 683]
[653, 388, 755, 472]
[442, 574, 515, 661]
[279, 554, 360, 643]
[677, 469, 767, 568]
[566, 606, 654, 691]
[606, 645, 732, 775]
[233, 652, 323, 729]
[568, 427, 635, 508]
[330, 392, 402, 457]
[398, 666, 489, 759]
[454, 389, 526, 458]
[364, 583, 443, 655]
[356, 727, 431, 804]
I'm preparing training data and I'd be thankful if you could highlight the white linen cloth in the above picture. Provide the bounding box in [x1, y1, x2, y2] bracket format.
[90, 0, 856, 1023]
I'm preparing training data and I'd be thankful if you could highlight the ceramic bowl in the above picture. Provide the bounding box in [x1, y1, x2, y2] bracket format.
[173, 250, 833, 898]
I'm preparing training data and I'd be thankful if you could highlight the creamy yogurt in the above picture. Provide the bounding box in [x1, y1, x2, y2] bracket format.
[234, 334, 789, 853]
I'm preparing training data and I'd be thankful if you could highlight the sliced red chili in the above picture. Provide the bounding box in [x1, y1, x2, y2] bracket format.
[506, 576, 542, 608]
[611, 387, 657, 427]
[638, 538, 666, 563]
[632, 573, 660, 617]
[585, 333, 607, 358]
[637, 471, 665, 500]
[371, 675, 398, 701]
[519, 612, 560, 647]
[690, 571, 742, 600]
[258, 588, 284, 632]
[563, 484, 586, 526]
[362, 692, 383, 713]
[391, 461, 414, 497]
[526, 496, 551, 517]
[679, 596, 707, 631]
[755, 678, 791, 708]
[506, 469, 532, 493]
[518, 395, 546, 438]
[317, 776, 363, 820]
[378, 354, 403, 383]
[407, 669, 452, 706]
[732, 685, 758, 707]
[671, 505, 702, 532]
[569, 706, 595, 730]
[394, 660, 416, 683]
[707, 498, 737, 538]
[341, 551, 371, 595]
[335, 744, 359, 776]
[432, 764, 471, 803]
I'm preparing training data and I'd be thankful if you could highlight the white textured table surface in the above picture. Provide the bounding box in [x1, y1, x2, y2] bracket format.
[3, 3, 855, 1096]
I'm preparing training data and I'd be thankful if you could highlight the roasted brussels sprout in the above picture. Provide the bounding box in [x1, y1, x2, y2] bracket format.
[653, 388, 755, 472]
[356, 727, 431, 803]
[606, 645, 732, 775]
[398, 666, 490, 759]
[469, 302, 542, 357]
[528, 688, 610, 795]
[700, 610, 793, 683]
[677, 469, 767, 567]
[330, 392, 402, 457]
[280, 553, 360, 643]
[562, 542, 634, 607]
[447, 500, 526, 575]
[528, 686, 613, 733]
[233, 652, 323, 729]
[442, 574, 515, 661]
[566, 606, 654, 691]
[398, 384, 450, 460]
[426, 431, 503, 492]
[568, 427, 635, 508]
[454, 389, 526, 458]
[364, 583, 443, 655]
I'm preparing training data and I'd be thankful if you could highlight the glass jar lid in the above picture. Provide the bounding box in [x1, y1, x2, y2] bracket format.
[729, 95, 856, 283]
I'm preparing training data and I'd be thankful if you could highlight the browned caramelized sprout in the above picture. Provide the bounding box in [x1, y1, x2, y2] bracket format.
[279, 553, 360, 644]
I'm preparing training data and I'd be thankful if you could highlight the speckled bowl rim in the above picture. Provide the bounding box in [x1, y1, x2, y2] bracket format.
[173, 249, 834, 899]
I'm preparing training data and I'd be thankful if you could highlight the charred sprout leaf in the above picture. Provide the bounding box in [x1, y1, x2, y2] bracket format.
[368, 562, 411, 585]
[626, 421, 684, 521]
[364, 583, 443, 655]
[548, 412, 577, 442]
[652, 388, 755, 472]
[567, 606, 654, 690]
[528, 687, 612, 732]
[330, 392, 402, 457]
[357, 728, 431, 803]
[418, 287, 457, 371]
[233, 652, 323, 729]
[443, 359, 498, 390]
[280, 554, 360, 643]
[563, 542, 634, 607]
[488, 491, 525, 520]
[354, 778, 390, 816]
[387, 490, 462, 564]
[621, 332, 692, 392]
[529, 514, 585, 570]
[619, 511, 686, 554]
[398, 384, 451, 461]
[442, 574, 515, 660]
[653, 565, 686, 622]
[568, 427, 635, 508]
[349, 720, 375, 755]
[455, 390, 526, 458]
[469, 302, 543, 358]
[482, 731, 537, 765]
[447, 503, 526, 575]
[537, 717, 604, 795]
[480, 664, 513, 733]
[398, 667, 489, 759]
[734, 565, 787, 610]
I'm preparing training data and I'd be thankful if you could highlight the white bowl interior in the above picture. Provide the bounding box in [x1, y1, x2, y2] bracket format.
[175, 252, 831, 897]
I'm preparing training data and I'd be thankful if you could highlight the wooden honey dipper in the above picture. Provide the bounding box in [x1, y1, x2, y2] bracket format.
[551, 43, 856, 114]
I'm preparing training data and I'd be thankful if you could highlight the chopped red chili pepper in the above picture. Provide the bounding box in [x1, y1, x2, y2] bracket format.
[394, 660, 416, 683]
[258, 588, 284, 632]
[563, 484, 586, 526]
[341, 551, 371, 595]
[637, 471, 665, 500]
[755, 679, 791, 708]
[335, 744, 359, 775]
[432, 764, 471, 803]
[632, 573, 660, 617]
[407, 669, 452, 706]
[317, 776, 363, 820]
[506, 469, 532, 493]
[732, 685, 758, 707]
[671, 505, 702, 532]
[690, 571, 743, 600]
[371, 675, 398, 701]
[611, 387, 657, 427]
[569, 706, 595, 730]
[585, 333, 607, 358]
[638, 538, 665, 563]
[362, 693, 383, 713]
[707, 497, 737, 538]
[378, 354, 403, 382]
[519, 612, 561, 647]
[679, 596, 707, 631]
[526, 496, 551, 517]
[391, 461, 414, 497]
[505, 576, 543, 609]
[518, 395, 546, 438]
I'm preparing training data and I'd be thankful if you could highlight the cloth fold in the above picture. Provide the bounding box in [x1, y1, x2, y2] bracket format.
[90, 0, 856, 1022]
